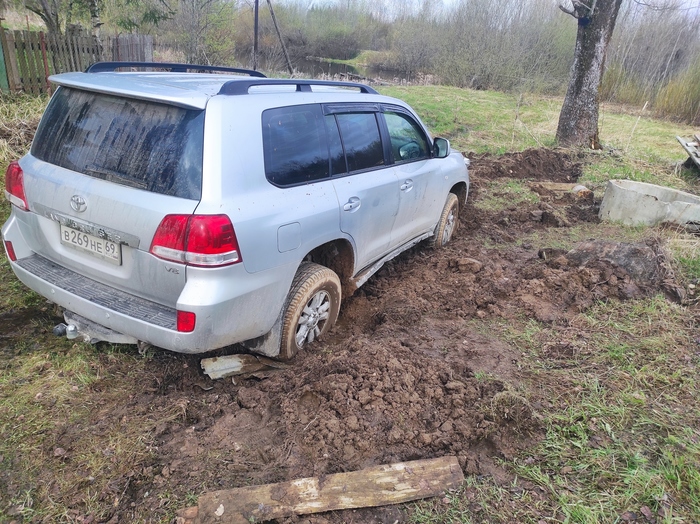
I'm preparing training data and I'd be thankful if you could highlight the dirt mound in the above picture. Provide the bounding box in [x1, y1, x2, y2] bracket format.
[469, 148, 582, 182]
[350, 237, 673, 331]
[153, 339, 533, 487]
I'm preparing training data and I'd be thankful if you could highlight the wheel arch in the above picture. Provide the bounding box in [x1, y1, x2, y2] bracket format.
[450, 181, 469, 213]
[304, 239, 356, 298]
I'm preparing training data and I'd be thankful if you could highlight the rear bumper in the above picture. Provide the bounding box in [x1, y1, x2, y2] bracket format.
[9, 253, 289, 354]
[2, 207, 296, 355]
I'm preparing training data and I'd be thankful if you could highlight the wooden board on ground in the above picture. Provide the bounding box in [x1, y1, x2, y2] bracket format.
[677, 135, 700, 168]
[176, 456, 464, 524]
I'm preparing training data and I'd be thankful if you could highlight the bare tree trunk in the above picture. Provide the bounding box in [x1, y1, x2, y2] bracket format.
[556, 0, 623, 149]
[87, 0, 104, 60]
[25, 0, 62, 34]
[88, 0, 101, 38]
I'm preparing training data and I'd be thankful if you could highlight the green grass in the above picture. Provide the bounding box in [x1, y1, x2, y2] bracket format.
[379, 86, 560, 154]
[472, 297, 700, 523]
[474, 179, 540, 211]
[0, 341, 176, 522]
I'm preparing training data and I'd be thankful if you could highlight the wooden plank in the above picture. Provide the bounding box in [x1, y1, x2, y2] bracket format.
[528, 182, 579, 192]
[77, 35, 87, 70]
[0, 28, 20, 91]
[58, 33, 71, 73]
[176, 456, 463, 524]
[53, 33, 71, 73]
[6, 31, 22, 91]
[66, 34, 76, 70]
[0, 33, 9, 92]
[15, 31, 33, 94]
[26, 31, 43, 94]
[677, 136, 700, 169]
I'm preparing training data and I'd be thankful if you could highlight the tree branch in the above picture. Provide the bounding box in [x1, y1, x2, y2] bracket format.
[559, 4, 577, 17]
[632, 0, 690, 10]
[559, 1, 595, 19]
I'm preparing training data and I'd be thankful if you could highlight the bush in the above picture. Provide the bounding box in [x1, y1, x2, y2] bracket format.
[654, 58, 700, 125]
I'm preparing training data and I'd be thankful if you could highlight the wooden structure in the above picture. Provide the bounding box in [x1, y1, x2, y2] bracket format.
[176, 456, 464, 524]
[0, 30, 153, 95]
[677, 134, 700, 170]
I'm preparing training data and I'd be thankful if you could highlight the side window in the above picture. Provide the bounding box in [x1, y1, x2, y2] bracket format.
[384, 111, 430, 163]
[335, 112, 385, 173]
[325, 114, 347, 176]
[262, 105, 329, 187]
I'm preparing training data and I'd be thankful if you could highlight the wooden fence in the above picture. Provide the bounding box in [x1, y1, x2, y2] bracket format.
[0, 30, 153, 95]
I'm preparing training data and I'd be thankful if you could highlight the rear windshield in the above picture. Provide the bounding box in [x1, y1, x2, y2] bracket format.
[32, 87, 204, 200]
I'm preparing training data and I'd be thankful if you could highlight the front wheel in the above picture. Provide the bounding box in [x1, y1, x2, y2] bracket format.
[279, 262, 341, 360]
[429, 193, 459, 249]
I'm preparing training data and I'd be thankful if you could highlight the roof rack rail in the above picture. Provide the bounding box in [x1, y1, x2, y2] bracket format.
[218, 78, 378, 96]
[85, 61, 267, 78]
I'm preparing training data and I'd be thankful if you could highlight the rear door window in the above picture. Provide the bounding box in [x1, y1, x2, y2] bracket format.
[262, 104, 389, 187]
[334, 112, 385, 173]
[263, 104, 330, 187]
[32, 87, 204, 200]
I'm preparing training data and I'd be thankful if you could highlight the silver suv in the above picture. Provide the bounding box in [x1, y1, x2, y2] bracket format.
[2, 62, 469, 359]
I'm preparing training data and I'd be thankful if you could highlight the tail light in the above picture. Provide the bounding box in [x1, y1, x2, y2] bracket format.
[150, 214, 241, 268]
[176, 310, 196, 332]
[4, 161, 29, 211]
[4, 241, 17, 262]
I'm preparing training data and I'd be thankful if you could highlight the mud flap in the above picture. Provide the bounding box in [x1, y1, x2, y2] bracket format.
[239, 310, 283, 357]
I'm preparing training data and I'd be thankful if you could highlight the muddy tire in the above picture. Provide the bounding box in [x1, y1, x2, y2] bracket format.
[279, 262, 341, 361]
[429, 193, 459, 249]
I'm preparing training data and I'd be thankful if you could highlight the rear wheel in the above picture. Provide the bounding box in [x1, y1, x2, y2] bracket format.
[279, 262, 341, 360]
[429, 193, 459, 248]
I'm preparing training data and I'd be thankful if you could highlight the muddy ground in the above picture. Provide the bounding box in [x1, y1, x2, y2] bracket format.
[0, 148, 682, 523]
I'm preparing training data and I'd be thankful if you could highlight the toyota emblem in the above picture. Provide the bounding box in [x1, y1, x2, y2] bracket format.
[70, 195, 87, 213]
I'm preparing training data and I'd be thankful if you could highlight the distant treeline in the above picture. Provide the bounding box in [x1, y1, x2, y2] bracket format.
[7, 0, 696, 123]
[212, 0, 700, 124]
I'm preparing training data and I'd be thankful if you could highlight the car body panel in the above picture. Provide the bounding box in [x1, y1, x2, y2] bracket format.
[2, 69, 470, 355]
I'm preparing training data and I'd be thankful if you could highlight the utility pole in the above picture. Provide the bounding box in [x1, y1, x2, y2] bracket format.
[267, 0, 294, 75]
[253, 0, 259, 71]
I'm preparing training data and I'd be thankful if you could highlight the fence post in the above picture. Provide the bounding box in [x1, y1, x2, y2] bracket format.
[0, 29, 9, 92]
[39, 32, 51, 93]
[0, 29, 21, 91]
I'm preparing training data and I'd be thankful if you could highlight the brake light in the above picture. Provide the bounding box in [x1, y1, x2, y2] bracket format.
[4, 161, 29, 211]
[177, 310, 196, 332]
[150, 214, 241, 267]
[4, 241, 17, 262]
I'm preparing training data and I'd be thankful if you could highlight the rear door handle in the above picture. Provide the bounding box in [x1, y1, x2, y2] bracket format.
[343, 197, 361, 212]
[400, 179, 414, 192]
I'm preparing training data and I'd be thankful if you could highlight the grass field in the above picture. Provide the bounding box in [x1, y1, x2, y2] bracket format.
[1, 87, 700, 523]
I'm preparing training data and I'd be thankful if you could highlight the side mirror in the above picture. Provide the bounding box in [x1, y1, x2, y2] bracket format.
[433, 137, 450, 158]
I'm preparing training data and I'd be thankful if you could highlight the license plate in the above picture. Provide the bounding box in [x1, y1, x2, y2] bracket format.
[60, 225, 122, 265]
